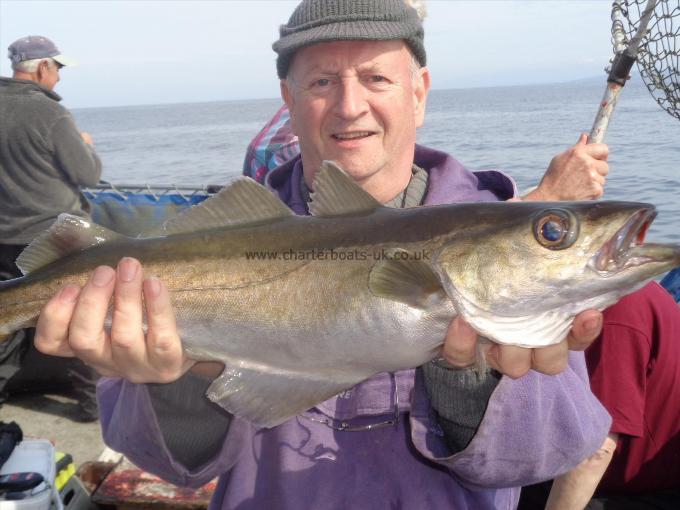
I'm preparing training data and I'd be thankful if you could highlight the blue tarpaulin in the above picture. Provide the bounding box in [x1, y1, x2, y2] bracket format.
[660, 267, 680, 302]
[84, 189, 210, 237]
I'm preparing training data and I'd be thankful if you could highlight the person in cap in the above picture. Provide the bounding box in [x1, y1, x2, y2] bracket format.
[0, 35, 102, 422]
[34, 1, 610, 508]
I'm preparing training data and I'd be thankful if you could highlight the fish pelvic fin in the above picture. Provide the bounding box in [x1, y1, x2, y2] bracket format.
[17, 214, 124, 275]
[162, 177, 294, 235]
[308, 161, 382, 217]
[368, 250, 447, 309]
[206, 363, 364, 429]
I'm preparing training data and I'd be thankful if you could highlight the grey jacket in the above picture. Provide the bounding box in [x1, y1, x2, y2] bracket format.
[0, 77, 102, 244]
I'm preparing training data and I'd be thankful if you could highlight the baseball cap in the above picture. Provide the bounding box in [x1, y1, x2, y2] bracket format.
[7, 35, 76, 67]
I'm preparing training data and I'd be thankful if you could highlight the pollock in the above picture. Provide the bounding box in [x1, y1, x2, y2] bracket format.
[1, 162, 678, 427]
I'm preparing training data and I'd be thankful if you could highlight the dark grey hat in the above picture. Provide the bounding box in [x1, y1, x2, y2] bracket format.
[273, 0, 425, 78]
[7, 35, 75, 66]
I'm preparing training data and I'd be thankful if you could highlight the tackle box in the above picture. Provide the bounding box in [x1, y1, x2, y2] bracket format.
[0, 440, 62, 510]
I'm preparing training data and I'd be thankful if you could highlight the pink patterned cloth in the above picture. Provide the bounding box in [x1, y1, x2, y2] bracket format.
[242, 105, 299, 184]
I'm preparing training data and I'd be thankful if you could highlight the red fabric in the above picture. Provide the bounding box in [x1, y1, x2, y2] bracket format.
[586, 282, 680, 494]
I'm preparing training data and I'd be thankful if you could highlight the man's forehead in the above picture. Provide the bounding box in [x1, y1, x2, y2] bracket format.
[290, 40, 411, 75]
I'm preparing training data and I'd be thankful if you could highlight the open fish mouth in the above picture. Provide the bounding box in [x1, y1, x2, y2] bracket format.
[591, 208, 657, 274]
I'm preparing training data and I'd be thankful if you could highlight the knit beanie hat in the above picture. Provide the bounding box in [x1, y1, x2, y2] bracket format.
[273, 0, 426, 78]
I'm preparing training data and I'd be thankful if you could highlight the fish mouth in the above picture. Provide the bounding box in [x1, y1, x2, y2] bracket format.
[591, 208, 658, 274]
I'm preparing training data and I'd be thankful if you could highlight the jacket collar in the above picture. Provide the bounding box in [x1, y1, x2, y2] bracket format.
[0, 76, 62, 102]
[266, 143, 517, 214]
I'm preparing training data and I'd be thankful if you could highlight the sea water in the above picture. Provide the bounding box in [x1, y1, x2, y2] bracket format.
[72, 78, 680, 242]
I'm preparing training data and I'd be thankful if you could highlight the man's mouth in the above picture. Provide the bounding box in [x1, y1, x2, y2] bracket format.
[332, 131, 374, 141]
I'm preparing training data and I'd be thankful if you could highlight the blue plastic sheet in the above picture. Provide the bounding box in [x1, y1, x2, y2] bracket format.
[84, 190, 209, 237]
[660, 267, 680, 303]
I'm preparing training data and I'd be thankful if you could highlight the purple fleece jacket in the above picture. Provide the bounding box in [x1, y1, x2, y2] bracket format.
[98, 145, 611, 510]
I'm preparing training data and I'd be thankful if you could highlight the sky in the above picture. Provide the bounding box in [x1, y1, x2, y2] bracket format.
[0, 0, 616, 108]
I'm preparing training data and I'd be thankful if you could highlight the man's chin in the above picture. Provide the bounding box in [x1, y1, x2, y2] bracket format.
[321, 152, 379, 176]
[304, 152, 382, 186]
[331, 162, 379, 183]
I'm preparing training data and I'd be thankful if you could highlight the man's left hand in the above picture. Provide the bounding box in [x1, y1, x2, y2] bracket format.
[525, 134, 609, 201]
[440, 310, 602, 378]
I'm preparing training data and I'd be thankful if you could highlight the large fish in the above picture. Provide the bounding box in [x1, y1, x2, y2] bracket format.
[0, 162, 678, 427]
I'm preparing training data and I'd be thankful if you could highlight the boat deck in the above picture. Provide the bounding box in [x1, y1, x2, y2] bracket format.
[0, 392, 106, 468]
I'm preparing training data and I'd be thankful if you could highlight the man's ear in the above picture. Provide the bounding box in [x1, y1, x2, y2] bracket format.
[280, 79, 297, 133]
[413, 66, 430, 128]
[36, 59, 49, 81]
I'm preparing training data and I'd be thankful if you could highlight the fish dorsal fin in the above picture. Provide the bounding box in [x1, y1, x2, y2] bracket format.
[163, 177, 294, 235]
[308, 161, 382, 217]
[368, 249, 446, 309]
[17, 214, 123, 275]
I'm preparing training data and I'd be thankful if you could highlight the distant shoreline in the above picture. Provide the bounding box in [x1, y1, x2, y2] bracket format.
[69, 75, 647, 112]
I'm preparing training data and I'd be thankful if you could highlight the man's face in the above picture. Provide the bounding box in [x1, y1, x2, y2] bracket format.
[281, 40, 430, 203]
[38, 59, 61, 90]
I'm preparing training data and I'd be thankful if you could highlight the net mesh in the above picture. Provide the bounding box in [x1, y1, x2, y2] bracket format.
[616, 0, 680, 119]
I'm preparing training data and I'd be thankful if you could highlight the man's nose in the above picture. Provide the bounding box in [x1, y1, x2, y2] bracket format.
[334, 79, 368, 120]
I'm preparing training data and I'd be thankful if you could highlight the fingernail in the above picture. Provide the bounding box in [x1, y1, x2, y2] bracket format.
[458, 320, 476, 337]
[119, 258, 138, 282]
[59, 285, 80, 303]
[584, 317, 602, 334]
[92, 266, 114, 287]
[146, 277, 161, 297]
[485, 345, 500, 370]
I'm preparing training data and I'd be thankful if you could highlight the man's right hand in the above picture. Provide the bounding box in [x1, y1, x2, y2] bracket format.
[80, 131, 94, 146]
[440, 312, 603, 379]
[35, 257, 195, 383]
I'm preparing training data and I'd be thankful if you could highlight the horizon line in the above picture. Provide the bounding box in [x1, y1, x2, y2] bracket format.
[69, 74, 638, 111]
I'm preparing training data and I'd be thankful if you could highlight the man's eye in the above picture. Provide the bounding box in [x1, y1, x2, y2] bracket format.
[370, 75, 387, 83]
[313, 78, 331, 87]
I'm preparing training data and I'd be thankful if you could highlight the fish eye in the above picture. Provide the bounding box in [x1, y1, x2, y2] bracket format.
[533, 209, 578, 250]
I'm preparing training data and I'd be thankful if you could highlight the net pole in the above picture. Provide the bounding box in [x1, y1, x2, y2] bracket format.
[589, 0, 660, 143]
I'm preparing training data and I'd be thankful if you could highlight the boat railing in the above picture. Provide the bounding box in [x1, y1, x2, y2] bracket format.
[83, 181, 223, 203]
[83, 181, 222, 236]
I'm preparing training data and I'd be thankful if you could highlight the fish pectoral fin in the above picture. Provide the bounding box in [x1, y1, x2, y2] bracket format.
[368, 250, 446, 309]
[17, 214, 125, 275]
[308, 161, 383, 217]
[205, 364, 362, 429]
[162, 178, 294, 235]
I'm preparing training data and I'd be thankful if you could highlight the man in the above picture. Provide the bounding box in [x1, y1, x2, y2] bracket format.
[35, 1, 611, 508]
[522, 281, 680, 510]
[0, 35, 102, 421]
[582, 282, 680, 507]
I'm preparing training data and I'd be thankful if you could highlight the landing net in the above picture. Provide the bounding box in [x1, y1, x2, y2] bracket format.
[614, 0, 680, 119]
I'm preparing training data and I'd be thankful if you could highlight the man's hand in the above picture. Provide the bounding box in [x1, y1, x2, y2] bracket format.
[525, 134, 609, 201]
[545, 433, 618, 509]
[35, 257, 195, 383]
[80, 131, 94, 146]
[440, 311, 603, 378]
